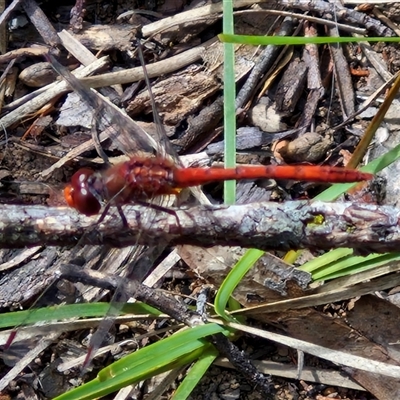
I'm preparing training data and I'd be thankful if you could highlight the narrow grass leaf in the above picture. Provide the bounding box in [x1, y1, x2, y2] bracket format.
[0, 302, 160, 329]
[172, 345, 218, 400]
[215, 249, 264, 321]
[219, 34, 400, 46]
[222, 0, 236, 204]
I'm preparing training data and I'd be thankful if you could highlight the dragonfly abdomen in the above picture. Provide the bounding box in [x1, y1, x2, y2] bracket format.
[172, 165, 373, 187]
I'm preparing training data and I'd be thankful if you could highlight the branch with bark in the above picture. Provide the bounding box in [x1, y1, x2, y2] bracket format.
[1, 201, 399, 252]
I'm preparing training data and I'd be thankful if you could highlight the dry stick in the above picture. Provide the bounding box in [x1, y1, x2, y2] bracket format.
[329, 23, 355, 119]
[215, 358, 365, 391]
[207, 333, 274, 397]
[372, 6, 400, 37]
[355, 36, 394, 83]
[0, 0, 21, 30]
[140, 0, 367, 38]
[332, 71, 399, 132]
[21, 0, 60, 47]
[0, 46, 50, 65]
[348, 72, 400, 169]
[297, 22, 324, 130]
[1, 201, 399, 252]
[69, 0, 85, 32]
[58, 29, 97, 65]
[80, 36, 218, 88]
[141, 0, 363, 39]
[140, 0, 261, 37]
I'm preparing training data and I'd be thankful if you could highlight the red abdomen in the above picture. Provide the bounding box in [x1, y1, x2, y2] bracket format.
[172, 164, 373, 187]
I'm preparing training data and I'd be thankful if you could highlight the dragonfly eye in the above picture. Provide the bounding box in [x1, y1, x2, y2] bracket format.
[64, 168, 101, 216]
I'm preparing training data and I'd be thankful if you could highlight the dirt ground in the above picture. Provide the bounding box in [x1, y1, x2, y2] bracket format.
[2, 0, 400, 399]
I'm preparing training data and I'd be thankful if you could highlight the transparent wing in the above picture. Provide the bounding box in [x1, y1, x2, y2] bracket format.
[48, 51, 179, 370]
[47, 54, 164, 159]
[136, 42, 182, 165]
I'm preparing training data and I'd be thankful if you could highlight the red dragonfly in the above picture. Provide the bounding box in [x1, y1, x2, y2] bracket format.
[64, 156, 372, 216]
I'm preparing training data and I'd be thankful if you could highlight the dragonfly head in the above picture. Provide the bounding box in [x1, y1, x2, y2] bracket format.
[64, 168, 102, 216]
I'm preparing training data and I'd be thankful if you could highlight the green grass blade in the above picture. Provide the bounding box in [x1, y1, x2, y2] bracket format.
[222, 0, 236, 204]
[312, 252, 400, 281]
[55, 348, 205, 400]
[98, 324, 225, 380]
[172, 345, 218, 400]
[214, 249, 264, 321]
[0, 302, 161, 329]
[299, 248, 354, 274]
[219, 34, 400, 46]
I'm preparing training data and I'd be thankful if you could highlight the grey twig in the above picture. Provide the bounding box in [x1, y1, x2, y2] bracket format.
[0, 201, 399, 253]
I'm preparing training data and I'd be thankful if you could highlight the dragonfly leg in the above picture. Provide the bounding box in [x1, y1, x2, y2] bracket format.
[93, 201, 129, 228]
[117, 205, 128, 228]
[90, 122, 109, 164]
[96, 202, 111, 224]
[135, 200, 182, 231]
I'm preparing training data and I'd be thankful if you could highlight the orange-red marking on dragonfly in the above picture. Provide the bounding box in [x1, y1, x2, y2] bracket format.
[64, 155, 373, 216]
